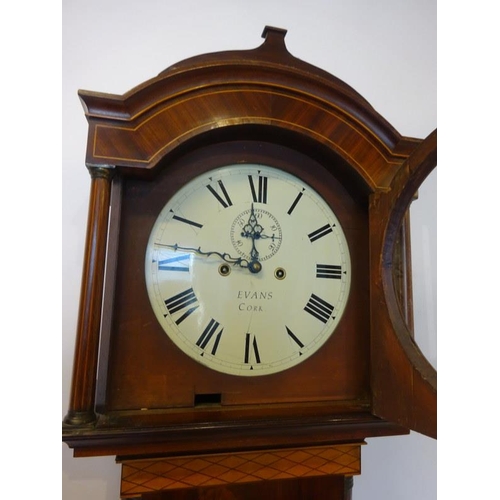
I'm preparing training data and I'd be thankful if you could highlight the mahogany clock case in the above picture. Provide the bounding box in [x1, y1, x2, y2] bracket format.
[63, 27, 436, 460]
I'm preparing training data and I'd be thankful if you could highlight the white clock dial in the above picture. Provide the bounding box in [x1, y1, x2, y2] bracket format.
[145, 164, 351, 376]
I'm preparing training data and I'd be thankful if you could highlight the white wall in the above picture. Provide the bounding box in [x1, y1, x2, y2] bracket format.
[62, 1, 437, 499]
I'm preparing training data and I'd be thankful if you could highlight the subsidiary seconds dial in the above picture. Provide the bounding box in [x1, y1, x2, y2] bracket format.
[230, 207, 282, 262]
[145, 164, 351, 376]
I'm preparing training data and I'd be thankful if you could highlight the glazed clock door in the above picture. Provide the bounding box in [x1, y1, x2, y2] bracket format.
[144, 164, 351, 377]
[370, 129, 437, 438]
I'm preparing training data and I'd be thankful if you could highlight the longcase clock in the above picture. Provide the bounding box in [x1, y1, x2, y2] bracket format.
[63, 26, 436, 499]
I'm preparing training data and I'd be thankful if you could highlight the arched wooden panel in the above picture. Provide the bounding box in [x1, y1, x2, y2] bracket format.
[79, 27, 420, 191]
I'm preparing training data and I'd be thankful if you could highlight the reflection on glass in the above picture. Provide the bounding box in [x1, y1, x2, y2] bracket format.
[409, 169, 437, 369]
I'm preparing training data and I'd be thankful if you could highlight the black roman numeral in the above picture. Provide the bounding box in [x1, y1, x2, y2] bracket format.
[172, 214, 203, 229]
[287, 190, 304, 215]
[286, 326, 304, 349]
[248, 175, 268, 203]
[196, 318, 223, 355]
[164, 288, 199, 325]
[244, 333, 261, 365]
[308, 223, 333, 243]
[158, 254, 190, 272]
[316, 264, 342, 279]
[206, 180, 233, 208]
[304, 293, 335, 324]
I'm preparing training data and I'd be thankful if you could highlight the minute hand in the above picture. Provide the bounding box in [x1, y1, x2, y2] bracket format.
[157, 243, 262, 274]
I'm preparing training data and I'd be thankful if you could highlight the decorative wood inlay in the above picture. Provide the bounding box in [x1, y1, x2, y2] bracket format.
[119, 444, 361, 497]
[89, 89, 405, 190]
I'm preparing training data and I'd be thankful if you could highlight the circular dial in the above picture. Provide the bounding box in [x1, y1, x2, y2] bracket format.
[145, 164, 351, 376]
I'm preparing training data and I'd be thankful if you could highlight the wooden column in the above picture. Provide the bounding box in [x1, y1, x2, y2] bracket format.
[64, 166, 114, 426]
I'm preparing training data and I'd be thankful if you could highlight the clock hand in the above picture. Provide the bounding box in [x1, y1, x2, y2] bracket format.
[238, 203, 262, 263]
[241, 203, 261, 244]
[249, 235, 260, 262]
[241, 203, 262, 238]
[253, 233, 281, 240]
[158, 243, 262, 274]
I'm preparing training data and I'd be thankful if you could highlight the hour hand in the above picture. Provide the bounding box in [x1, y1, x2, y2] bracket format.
[241, 204, 261, 239]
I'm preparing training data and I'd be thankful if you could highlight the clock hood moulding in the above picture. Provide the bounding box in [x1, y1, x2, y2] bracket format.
[78, 26, 420, 192]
